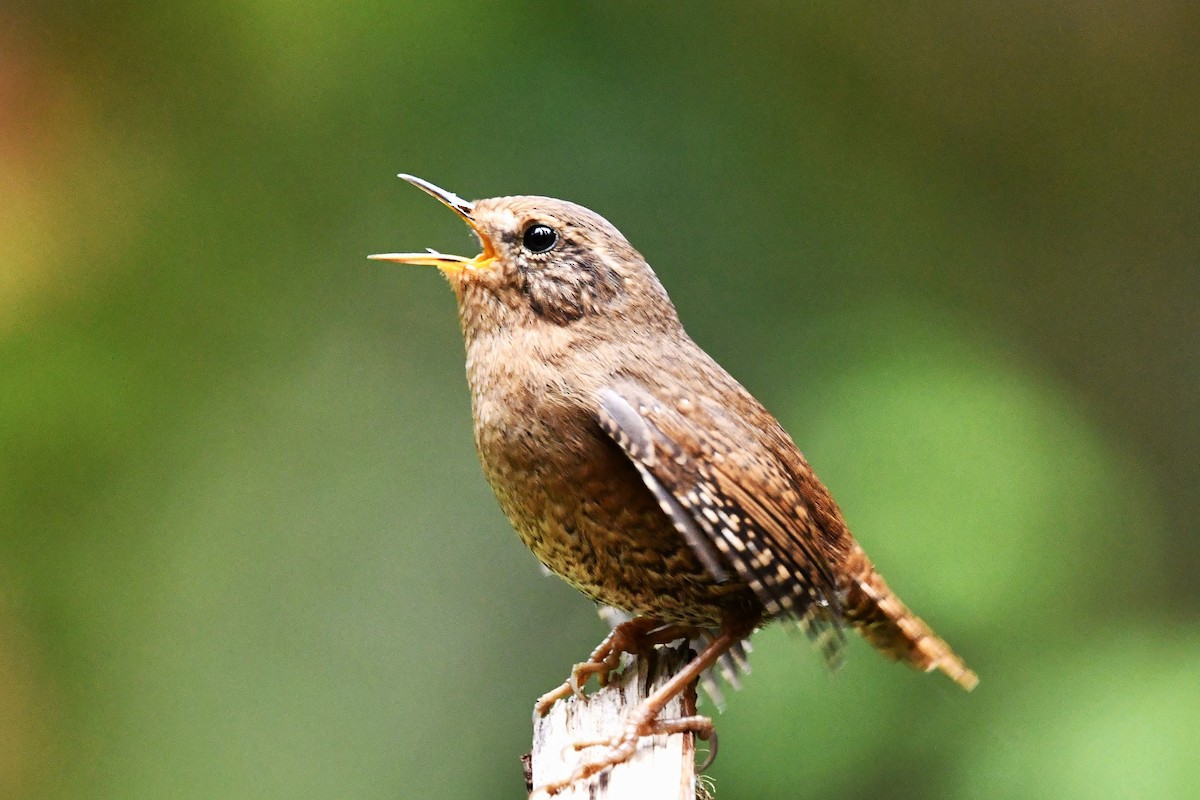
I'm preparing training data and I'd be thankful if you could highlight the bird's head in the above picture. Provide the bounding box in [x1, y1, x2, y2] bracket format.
[371, 175, 679, 339]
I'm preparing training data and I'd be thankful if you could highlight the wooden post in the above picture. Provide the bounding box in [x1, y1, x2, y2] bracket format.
[526, 643, 705, 799]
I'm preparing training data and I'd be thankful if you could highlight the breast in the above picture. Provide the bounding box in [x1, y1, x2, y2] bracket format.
[465, 334, 745, 626]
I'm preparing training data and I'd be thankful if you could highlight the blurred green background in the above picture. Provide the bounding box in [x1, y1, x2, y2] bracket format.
[2, 2, 1198, 798]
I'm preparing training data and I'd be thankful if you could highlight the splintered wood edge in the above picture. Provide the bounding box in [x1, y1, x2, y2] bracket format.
[528, 644, 702, 799]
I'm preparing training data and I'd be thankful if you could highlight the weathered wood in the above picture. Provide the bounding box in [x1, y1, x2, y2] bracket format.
[528, 644, 704, 799]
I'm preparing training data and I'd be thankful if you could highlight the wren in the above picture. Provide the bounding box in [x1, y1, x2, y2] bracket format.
[371, 175, 976, 794]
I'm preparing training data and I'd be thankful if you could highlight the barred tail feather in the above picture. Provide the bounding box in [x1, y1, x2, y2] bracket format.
[841, 544, 979, 691]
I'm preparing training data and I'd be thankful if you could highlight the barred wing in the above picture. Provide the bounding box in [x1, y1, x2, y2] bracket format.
[596, 381, 846, 664]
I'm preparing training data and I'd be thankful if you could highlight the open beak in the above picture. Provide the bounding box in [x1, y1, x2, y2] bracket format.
[368, 174, 496, 274]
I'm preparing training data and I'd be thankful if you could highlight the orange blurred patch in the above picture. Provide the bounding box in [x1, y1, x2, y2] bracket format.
[0, 14, 159, 335]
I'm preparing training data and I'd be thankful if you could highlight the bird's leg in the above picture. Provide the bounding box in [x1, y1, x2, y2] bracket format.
[534, 617, 708, 716]
[534, 624, 743, 796]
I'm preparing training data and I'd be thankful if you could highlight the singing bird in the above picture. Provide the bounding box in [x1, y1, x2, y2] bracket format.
[371, 175, 976, 794]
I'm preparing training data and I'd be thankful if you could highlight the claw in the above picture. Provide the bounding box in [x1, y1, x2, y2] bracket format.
[697, 728, 719, 773]
[534, 683, 571, 717]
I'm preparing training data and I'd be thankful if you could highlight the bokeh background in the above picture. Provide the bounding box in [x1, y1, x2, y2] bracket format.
[2, 3, 1198, 798]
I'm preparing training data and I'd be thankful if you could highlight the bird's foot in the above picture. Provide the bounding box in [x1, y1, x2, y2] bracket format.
[534, 706, 714, 796]
[532, 621, 746, 796]
[535, 618, 704, 716]
[534, 659, 618, 715]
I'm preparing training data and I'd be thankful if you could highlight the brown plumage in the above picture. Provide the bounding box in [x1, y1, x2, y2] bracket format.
[372, 175, 976, 794]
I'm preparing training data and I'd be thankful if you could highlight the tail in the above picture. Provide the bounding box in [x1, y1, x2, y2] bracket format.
[840, 543, 979, 691]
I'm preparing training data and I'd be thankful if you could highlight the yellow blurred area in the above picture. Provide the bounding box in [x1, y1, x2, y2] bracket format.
[0, 19, 164, 334]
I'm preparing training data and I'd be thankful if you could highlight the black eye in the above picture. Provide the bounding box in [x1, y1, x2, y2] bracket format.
[522, 223, 558, 253]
